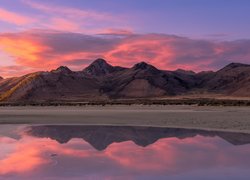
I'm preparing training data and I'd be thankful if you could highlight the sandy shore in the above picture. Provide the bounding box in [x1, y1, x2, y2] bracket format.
[0, 105, 250, 133]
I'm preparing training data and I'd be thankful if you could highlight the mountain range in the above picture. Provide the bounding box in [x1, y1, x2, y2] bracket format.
[0, 59, 250, 102]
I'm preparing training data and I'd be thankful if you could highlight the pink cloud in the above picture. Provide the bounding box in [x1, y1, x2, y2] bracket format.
[0, 30, 250, 77]
[22, 0, 114, 21]
[0, 66, 36, 78]
[0, 0, 133, 36]
[98, 28, 134, 36]
[0, 8, 34, 25]
[48, 18, 81, 32]
[21, 0, 121, 34]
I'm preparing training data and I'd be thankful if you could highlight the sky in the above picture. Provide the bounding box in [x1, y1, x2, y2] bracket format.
[0, 0, 250, 77]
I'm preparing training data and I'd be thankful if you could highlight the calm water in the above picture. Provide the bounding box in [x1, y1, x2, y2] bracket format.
[0, 125, 250, 180]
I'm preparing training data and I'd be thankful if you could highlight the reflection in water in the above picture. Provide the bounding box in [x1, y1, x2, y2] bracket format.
[0, 125, 250, 179]
[26, 125, 250, 150]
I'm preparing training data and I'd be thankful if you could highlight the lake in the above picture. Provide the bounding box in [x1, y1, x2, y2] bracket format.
[0, 125, 250, 180]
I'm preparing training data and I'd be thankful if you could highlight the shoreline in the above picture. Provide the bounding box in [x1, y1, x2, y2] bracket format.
[1, 105, 250, 134]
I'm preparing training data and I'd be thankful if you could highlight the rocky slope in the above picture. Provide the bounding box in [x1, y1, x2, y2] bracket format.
[201, 63, 250, 96]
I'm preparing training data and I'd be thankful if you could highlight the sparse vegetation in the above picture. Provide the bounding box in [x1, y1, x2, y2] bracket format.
[0, 98, 250, 106]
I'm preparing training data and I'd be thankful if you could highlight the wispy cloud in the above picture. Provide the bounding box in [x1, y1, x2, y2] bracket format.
[97, 28, 134, 36]
[22, 0, 114, 20]
[20, 0, 124, 33]
[0, 7, 35, 25]
[0, 65, 34, 78]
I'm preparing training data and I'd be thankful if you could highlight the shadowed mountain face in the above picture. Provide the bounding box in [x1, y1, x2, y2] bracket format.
[201, 63, 250, 96]
[0, 59, 250, 102]
[25, 125, 250, 151]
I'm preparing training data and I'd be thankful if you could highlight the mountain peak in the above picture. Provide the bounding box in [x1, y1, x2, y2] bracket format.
[133, 62, 149, 69]
[92, 58, 108, 65]
[83, 58, 115, 76]
[132, 61, 159, 71]
[53, 66, 72, 73]
[0, 76, 3, 80]
[221, 62, 250, 71]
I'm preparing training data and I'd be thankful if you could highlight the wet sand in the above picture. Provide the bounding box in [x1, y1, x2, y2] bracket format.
[0, 105, 250, 133]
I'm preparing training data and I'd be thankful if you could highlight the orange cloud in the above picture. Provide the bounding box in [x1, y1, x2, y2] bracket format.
[0, 32, 53, 70]
[0, 8, 34, 25]
[0, 37, 49, 63]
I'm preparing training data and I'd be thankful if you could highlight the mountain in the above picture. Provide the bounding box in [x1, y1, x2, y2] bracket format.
[52, 66, 73, 74]
[201, 63, 250, 96]
[0, 69, 103, 102]
[99, 61, 196, 98]
[83, 58, 126, 76]
[25, 125, 250, 151]
[0, 59, 250, 102]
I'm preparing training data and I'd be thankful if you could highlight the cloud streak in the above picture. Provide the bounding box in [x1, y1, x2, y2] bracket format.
[0, 30, 250, 77]
[0, 0, 131, 35]
[22, 0, 113, 21]
[20, 0, 125, 34]
[0, 7, 34, 25]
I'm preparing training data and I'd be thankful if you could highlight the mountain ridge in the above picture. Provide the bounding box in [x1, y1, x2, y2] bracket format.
[0, 59, 250, 102]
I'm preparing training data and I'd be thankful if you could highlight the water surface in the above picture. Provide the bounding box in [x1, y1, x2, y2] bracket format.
[0, 125, 250, 179]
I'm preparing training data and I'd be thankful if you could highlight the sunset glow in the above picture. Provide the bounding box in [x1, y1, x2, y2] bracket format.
[0, 0, 250, 77]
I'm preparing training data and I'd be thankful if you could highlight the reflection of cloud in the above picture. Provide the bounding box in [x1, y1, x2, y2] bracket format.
[0, 138, 48, 175]
[1, 30, 250, 77]
[104, 136, 250, 175]
[0, 134, 250, 178]
[104, 137, 206, 173]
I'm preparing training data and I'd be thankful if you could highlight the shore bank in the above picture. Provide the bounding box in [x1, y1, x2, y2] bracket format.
[0, 105, 250, 134]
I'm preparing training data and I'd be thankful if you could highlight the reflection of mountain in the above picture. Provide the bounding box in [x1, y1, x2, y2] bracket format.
[25, 125, 250, 151]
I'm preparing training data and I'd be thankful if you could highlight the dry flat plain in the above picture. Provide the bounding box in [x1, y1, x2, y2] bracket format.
[0, 105, 250, 133]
